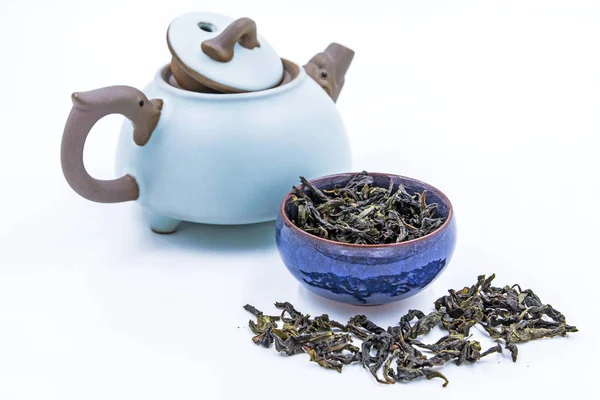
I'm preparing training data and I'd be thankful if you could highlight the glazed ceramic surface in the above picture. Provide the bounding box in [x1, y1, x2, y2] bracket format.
[115, 65, 352, 225]
[276, 173, 456, 306]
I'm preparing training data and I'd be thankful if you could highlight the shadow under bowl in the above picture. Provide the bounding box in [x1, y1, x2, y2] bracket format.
[275, 172, 457, 306]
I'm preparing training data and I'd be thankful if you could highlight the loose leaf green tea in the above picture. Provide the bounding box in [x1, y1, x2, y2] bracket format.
[244, 274, 577, 386]
[290, 171, 445, 244]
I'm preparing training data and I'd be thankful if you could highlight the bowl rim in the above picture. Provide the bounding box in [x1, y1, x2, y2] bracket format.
[279, 172, 454, 248]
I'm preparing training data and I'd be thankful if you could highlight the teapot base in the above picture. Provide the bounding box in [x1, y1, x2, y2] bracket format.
[150, 212, 182, 234]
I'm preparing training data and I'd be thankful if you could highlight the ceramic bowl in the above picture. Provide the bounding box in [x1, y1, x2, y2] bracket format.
[275, 172, 457, 306]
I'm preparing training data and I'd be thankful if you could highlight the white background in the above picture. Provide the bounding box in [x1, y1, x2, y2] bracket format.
[0, 0, 598, 399]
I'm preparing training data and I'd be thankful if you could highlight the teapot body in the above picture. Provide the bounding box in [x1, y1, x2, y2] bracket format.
[115, 64, 352, 225]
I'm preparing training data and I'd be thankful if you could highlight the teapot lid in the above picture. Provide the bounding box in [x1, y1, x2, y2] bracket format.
[167, 12, 284, 93]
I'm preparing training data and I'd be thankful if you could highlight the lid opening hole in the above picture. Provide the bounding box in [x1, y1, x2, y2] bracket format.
[198, 22, 216, 32]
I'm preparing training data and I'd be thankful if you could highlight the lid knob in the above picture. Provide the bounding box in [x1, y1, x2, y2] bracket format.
[167, 12, 283, 92]
[201, 18, 261, 63]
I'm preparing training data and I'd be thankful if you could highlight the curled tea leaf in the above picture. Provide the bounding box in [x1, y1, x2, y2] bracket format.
[290, 172, 446, 244]
[244, 275, 577, 387]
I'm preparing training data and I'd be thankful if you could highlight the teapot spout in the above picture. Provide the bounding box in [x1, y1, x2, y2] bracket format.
[304, 43, 354, 102]
[325, 43, 354, 88]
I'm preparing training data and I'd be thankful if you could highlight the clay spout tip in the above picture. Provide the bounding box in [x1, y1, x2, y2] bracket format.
[304, 42, 355, 102]
[325, 43, 355, 80]
[327, 42, 355, 57]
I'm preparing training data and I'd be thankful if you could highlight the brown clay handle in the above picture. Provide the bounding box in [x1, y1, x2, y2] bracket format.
[201, 17, 261, 62]
[61, 86, 163, 203]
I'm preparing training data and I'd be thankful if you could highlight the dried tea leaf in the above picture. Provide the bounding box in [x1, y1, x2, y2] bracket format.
[244, 275, 577, 387]
[290, 172, 446, 244]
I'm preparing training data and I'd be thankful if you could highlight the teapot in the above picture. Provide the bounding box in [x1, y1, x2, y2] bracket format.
[60, 12, 354, 234]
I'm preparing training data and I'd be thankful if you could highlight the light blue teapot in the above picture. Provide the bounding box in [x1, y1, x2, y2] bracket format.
[60, 12, 354, 233]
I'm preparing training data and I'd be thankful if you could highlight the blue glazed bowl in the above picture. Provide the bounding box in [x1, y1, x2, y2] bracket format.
[276, 172, 457, 306]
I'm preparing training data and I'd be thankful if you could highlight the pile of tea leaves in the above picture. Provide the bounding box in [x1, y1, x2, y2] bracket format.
[244, 274, 577, 386]
[290, 171, 445, 244]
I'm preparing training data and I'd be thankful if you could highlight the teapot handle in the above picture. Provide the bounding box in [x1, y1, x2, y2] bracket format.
[201, 17, 260, 62]
[60, 86, 163, 203]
